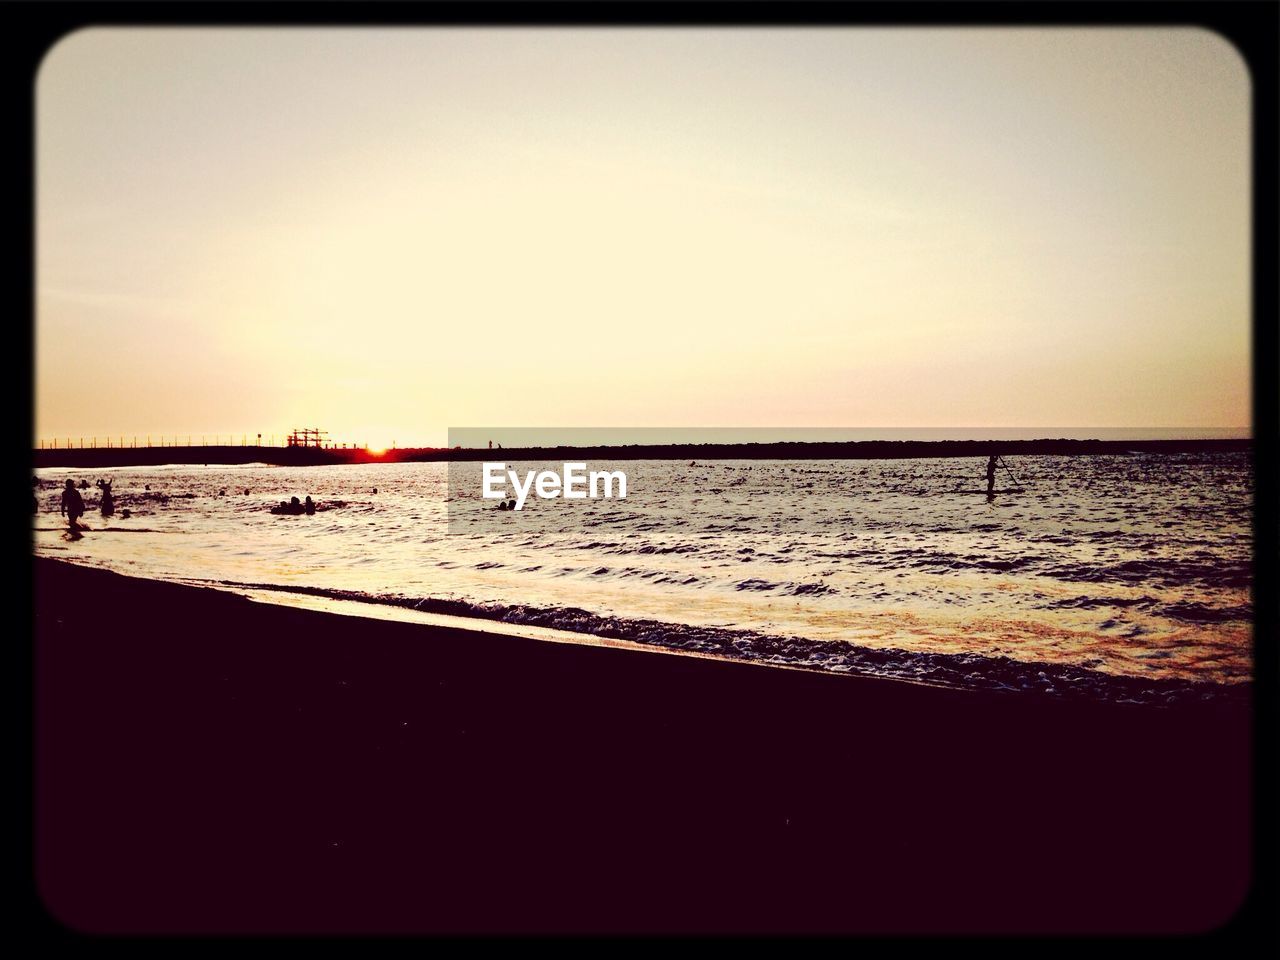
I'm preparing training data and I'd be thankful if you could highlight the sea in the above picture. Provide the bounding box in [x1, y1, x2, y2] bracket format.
[34, 451, 1252, 706]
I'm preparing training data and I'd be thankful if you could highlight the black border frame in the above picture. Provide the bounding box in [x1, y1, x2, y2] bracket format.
[11, 1, 1276, 945]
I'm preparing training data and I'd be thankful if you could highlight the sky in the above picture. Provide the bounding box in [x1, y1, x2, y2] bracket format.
[37, 28, 1250, 449]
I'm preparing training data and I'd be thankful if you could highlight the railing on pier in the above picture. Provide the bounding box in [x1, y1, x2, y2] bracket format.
[35, 435, 372, 451]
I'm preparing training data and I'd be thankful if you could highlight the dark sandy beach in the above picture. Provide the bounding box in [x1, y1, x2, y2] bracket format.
[34, 557, 1251, 935]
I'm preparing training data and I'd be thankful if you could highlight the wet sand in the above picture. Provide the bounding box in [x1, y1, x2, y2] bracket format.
[34, 557, 1251, 934]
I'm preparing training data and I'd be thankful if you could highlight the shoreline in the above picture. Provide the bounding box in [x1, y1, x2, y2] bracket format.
[33, 436, 1252, 469]
[34, 557, 1251, 933]
[222, 575, 1250, 708]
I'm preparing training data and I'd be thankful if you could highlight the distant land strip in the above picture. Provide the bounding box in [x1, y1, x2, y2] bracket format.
[32, 438, 1252, 469]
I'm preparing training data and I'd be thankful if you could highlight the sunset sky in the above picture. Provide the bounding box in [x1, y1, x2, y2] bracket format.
[37, 28, 1250, 449]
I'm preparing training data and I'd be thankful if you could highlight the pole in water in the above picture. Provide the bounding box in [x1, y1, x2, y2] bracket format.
[997, 457, 1024, 488]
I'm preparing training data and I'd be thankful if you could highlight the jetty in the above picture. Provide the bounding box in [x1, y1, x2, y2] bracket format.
[32, 436, 1251, 469]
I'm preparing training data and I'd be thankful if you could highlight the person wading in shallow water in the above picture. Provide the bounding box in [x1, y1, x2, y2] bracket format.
[986, 454, 998, 496]
[60, 479, 85, 530]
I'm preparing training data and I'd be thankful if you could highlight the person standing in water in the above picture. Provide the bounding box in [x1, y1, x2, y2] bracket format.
[60, 479, 85, 530]
[986, 455, 998, 495]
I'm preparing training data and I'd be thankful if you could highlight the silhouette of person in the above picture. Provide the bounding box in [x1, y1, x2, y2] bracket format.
[60, 479, 85, 530]
[986, 455, 998, 496]
[305, 495, 316, 515]
[100, 480, 115, 517]
[290, 496, 302, 514]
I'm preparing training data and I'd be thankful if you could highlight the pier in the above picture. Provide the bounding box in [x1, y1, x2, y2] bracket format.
[31, 437, 1251, 469]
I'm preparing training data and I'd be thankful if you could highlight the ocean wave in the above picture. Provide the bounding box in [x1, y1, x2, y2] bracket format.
[1042, 558, 1250, 591]
[37, 454, 1253, 695]
[1159, 600, 1254, 625]
[211, 579, 1248, 707]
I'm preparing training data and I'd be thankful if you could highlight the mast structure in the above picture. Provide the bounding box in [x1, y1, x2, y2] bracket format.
[286, 427, 330, 448]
